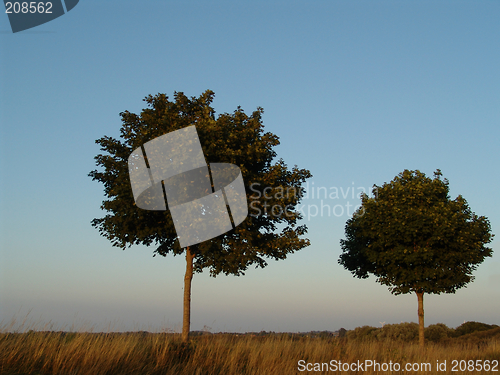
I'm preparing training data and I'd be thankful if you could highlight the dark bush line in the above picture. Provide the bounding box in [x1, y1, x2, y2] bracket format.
[346, 321, 499, 343]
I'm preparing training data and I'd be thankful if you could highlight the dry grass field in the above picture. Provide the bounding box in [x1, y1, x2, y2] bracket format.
[1, 320, 499, 375]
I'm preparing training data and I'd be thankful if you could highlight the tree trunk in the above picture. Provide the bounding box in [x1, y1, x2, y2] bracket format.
[416, 291, 425, 348]
[182, 246, 194, 342]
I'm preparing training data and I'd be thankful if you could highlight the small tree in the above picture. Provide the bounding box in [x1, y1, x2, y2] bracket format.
[90, 90, 311, 341]
[338, 169, 493, 348]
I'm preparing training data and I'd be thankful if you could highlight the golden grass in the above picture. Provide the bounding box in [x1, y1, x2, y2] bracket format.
[1, 323, 498, 374]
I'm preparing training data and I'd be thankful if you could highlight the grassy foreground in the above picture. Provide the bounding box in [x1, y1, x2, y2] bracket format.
[1, 328, 499, 375]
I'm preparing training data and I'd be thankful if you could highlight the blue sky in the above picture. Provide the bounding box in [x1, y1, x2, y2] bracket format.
[1, 0, 499, 333]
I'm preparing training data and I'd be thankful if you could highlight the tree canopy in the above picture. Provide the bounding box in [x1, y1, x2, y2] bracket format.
[338, 169, 493, 346]
[90, 90, 311, 274]
[90, 90, 312, 340]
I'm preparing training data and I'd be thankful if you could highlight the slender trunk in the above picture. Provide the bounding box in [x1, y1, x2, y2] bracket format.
[182, 246, 194, 342]
[416, 291, 425, 348]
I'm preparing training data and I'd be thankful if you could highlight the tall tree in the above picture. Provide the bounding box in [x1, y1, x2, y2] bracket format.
[90, 90, 311, 341]
[338, 169, 493, 348]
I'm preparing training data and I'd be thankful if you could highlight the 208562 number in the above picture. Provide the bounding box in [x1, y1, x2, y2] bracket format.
[5, 2, 53, 14]
[451, 359, 498, 372]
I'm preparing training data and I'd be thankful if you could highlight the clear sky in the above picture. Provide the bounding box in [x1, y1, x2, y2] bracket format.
[1, 0, 499, 333]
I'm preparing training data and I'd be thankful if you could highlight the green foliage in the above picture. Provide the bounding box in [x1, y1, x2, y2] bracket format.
[339, 169, 493, 295]
[346, 325, 380, 341]
[377, 322, 419, 342]
[346, 322, 500, 344]
[348, 323, 419, 342]
[454, 321, 499, 337]
[450, 326, 500, 348]
[89, 90, 312, 276]
[338, 328, 347, 338]
[425, 323, 454, 343]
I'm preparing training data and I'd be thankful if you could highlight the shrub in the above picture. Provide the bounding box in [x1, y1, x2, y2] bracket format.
[376, 322, 419, 342]
[425, 323, 453, 343]
[347, 323, 421, 343]
[346, 325, 379, 341]
[454, 321, 499, 337]
[338, 328, 347, 338]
